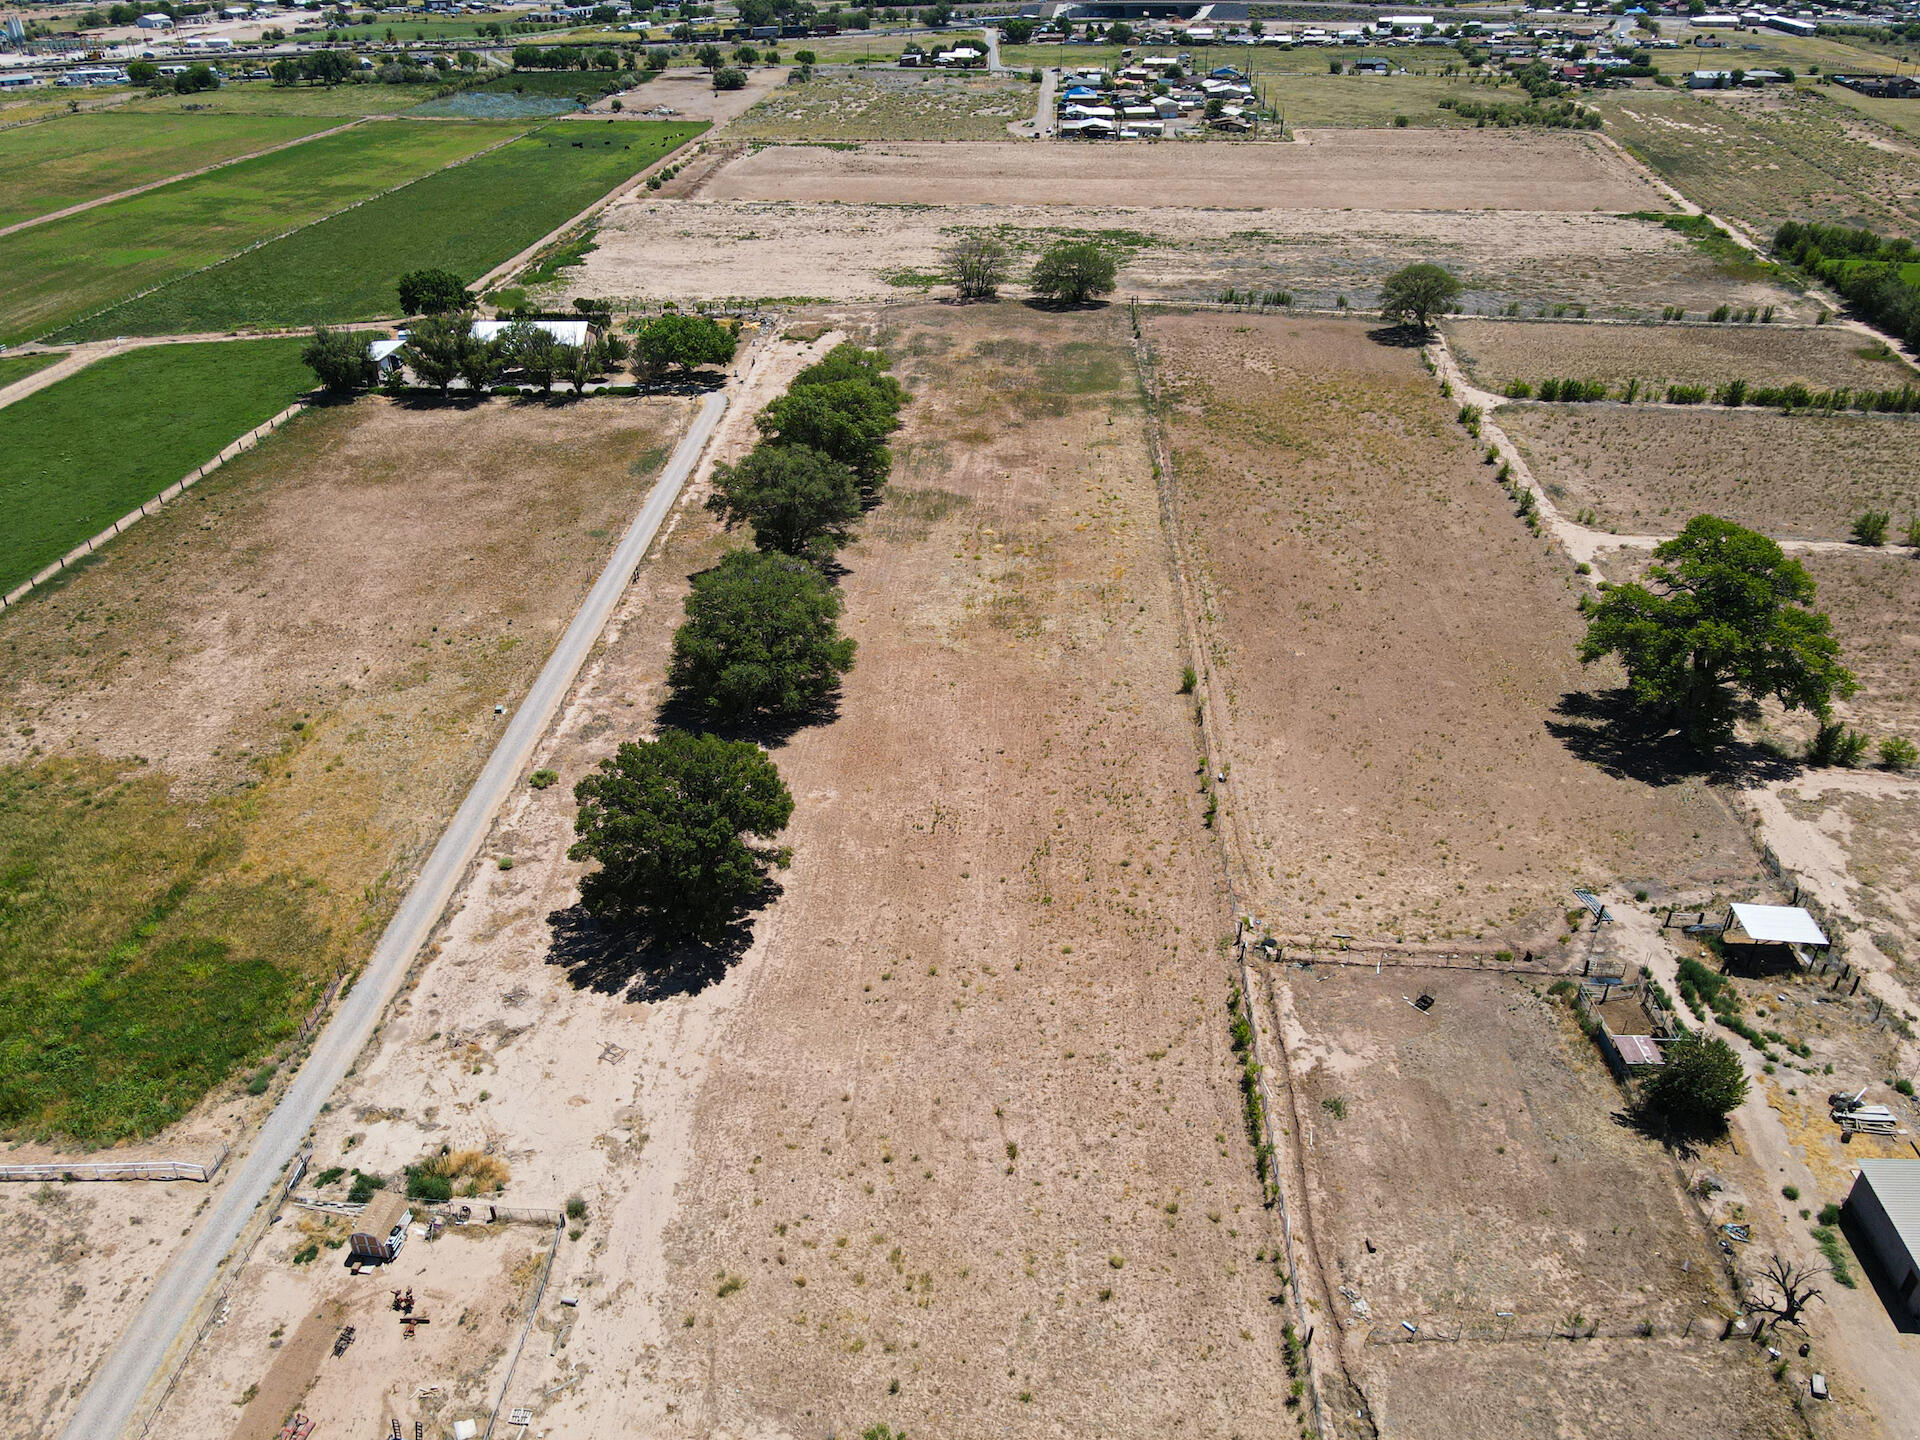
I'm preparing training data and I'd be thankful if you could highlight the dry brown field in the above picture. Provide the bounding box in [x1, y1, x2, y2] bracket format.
[1501, 405, 1920, 540]
[0, 393, 692, 1439]
[701, 132, 1666, 210]
[1268, 967, 1796, 1437]
[1802, 552, 1920, 742]
[579, 197, 1799, 319]
[155, 311, 1295, 1440]
[1449, 318, 1920, 395]
[728, 70, 1034, 141]
[1148, 312, 1762, 945]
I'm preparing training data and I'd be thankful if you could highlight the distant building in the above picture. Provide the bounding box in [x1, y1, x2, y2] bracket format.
[1848, 1161, 1920, 1319]
[137, 12, 174, 27]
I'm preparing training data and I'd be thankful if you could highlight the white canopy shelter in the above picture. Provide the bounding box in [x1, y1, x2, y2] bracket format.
[1726, 903, 1829, 948]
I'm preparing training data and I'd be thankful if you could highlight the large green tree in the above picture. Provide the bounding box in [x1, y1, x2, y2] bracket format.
[1378, 262, 1462, 331]
[301, 326, 376, 395]
[400, 312, 470, 395]
[756, 384, 898, 493]
[1635, 1032, 1747, 1139]
[1578, 515, 1854, 748]
[708, 444, 864, 562]
[668, 550, 857, 723]
[1028, 240, 1118, 306]
[631, 313, 738, 380]
[569, 730, 794, 940]
[397, 268, 471, 318]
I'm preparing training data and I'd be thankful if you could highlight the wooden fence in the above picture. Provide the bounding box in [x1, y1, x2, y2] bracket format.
[0, 1149, 228, 1183]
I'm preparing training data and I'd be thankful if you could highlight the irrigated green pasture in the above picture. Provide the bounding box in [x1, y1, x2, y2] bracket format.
[0, 351, 64, 392]
[0, 111, 339, 229]
[0, 338, 311, 591]
[125, 78, 454, 117]
[0, 757, 328, 1142]
[62, 122, 706, 339]
[0, 118, 521, 345]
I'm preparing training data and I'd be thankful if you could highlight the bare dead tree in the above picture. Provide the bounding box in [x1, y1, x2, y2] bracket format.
[1745, 1253, 1827, 1334]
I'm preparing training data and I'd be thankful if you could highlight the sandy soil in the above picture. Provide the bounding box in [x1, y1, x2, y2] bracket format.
[579, 65, 788, 124]
[166, 1211, 546, 1438]
[0, 394, 693, 1439]
[1149, 312, 1763, 946]
[728, 71, 1036, 142]
[574, 197, 1800, 318]
[1500, 404, 1920, 541]
[1447, 318, 1920, 395]
[158, 306, 1304, 1439]
[700, 132, 1666, 210]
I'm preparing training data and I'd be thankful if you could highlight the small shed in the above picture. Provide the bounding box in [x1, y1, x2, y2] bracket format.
[368, 337, 407, 379]
[1722, 903, 1829, 973]
[1847, 1160, 1920, 1318]
[349, 1192, 413, 1264]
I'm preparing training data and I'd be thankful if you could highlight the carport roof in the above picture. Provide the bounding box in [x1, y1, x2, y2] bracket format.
[1727, 903, 1828, 948]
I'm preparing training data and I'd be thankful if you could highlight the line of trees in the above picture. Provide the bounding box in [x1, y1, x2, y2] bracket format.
[1773, 221, 1920, 353]
[565, 342, 914, 943]
[940, 236, 1119, 305]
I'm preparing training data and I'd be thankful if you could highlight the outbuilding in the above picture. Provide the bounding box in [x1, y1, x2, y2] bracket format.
[1720, 902, 1829, 972]
[137, 12, 174, 26]
[348, 1192, 414, 1264]
[1847, 1160, 1920, 1317]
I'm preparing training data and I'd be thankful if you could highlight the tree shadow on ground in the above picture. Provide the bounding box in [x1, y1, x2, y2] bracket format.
[1545, 689, 1798, 789]
[545, 885, 778, 1002]
[653, 685, 845, 750]
[1019, 297, 1113, 313]
[1365, 323, 1431, 349]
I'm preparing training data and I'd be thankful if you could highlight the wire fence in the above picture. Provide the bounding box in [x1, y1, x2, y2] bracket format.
[1363, 1307, 1742, 1346]
[1, 400, 306, 609]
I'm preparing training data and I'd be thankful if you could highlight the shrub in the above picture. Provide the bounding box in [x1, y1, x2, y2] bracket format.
[1896, 1078, 1916, 1097]
[301, 326, 377, 394]
[1179, 665, 1197, 694]
[565, 1194, 589, 1222]
[1881, 736, 1918, 772]
[1504, 379, 1533, 399]
[1805, 720, 1868, 768]
[1818, 1202, 1842, 1226]
[246, 1064, 277, 1096]
[1782, 1184, 1801, 1202]
[346, 1171, 385, 1205]
[529, 768, 560, 789]
[1852, 509, 1891, 547]
[712, 67, 746, 90]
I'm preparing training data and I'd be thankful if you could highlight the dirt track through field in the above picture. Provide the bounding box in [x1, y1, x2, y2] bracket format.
[701, 131, 1666, 210]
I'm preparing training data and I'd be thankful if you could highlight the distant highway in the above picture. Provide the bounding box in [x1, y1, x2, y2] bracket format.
[58, 388, 728, 1440]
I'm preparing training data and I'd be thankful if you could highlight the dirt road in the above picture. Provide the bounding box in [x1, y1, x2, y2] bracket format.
[56, 387, 728, 1440]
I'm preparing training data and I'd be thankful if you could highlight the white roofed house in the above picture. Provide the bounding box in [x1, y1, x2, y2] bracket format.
[471, 318, 592, 348]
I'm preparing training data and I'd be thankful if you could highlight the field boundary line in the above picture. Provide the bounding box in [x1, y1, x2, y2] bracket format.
[1132, 306, 1365, 1440]
[0, 117, 367, 242]
[2, 397, 308, 610]
[60, 387, 730, 1440]
[36, 121, 535, 346]
[466, 123, 713, 297]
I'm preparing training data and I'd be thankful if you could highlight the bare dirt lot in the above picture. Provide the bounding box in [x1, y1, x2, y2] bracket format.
[1500, 404, 1920, 541]
[1148, 312, 1763, 945]
[1269, 967, 1796, 1437]
[701, 132, 1667, 210]
[1448, 318, 1920, 395]
[166, 1208, 546, 1439]
[0, 392, 691, 1439]
[578, 197, 1796, 318]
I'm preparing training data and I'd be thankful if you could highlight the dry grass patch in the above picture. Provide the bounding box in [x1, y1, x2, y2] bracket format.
[1149, 312, 1761, 943]
[0, 393, 693, 1138]
[652, 302, 1290, 1437]
[1800, 552, 1920, 739]
[731, 73, 1034, 142]
[1501, 404, 1920, 540]
[1448, 318, 1918, 395]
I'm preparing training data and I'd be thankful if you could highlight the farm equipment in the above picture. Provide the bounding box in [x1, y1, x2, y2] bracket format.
[275, 1416, 316, 1440]
[1830, 1087, 1898, 1135]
